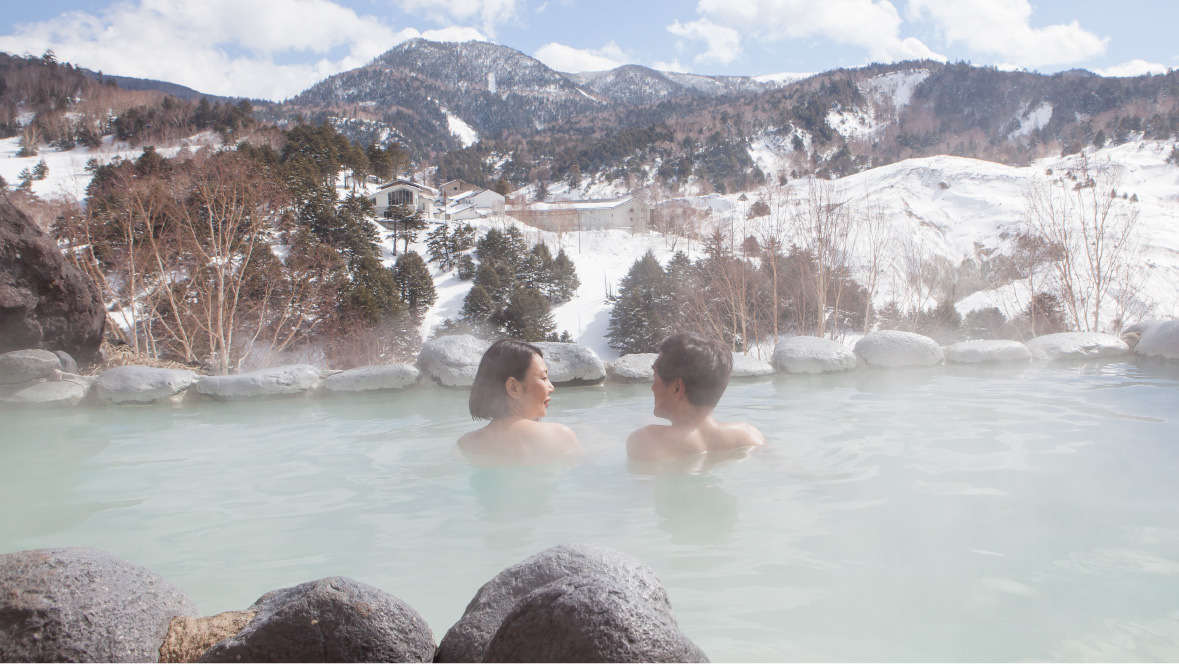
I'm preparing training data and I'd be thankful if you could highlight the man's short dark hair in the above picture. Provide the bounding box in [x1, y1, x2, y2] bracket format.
[653, 332, 732, 408]
[469, 338, 543, 420]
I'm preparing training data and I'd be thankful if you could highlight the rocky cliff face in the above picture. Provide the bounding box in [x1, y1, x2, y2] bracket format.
[0, 195, 105, 365]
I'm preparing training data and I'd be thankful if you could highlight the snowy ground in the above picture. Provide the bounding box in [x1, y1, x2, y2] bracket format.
[6, 133, 1178, 363]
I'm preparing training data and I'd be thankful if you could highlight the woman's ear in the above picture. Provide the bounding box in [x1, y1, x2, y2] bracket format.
[505, 376, 521, 398]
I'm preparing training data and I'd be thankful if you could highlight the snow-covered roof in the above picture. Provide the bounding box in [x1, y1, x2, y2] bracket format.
[373, 178, 437, 195]
[519, 196, 638, 212]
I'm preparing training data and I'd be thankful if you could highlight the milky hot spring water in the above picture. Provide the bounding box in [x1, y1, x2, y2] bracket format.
[2, 361, 1178, 661]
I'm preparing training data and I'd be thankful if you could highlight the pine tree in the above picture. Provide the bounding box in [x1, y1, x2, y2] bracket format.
[393, 251, 437, 320]
[499, 287, 556, 341]
[607, 251, 673, 354]
[426, 224, 453, 269]
[549, 248, 580, 303]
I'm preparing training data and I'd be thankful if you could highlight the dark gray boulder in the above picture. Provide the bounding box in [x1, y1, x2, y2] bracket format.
[483, 575, 708, 662]
[0, 547, 198, 662]
[199, 576, 435, 663]
[435, 543, 681, 662]
[0, 195, 105, 365]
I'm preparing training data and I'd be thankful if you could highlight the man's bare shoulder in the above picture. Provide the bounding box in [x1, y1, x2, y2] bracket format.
[717, 421, 766, 449]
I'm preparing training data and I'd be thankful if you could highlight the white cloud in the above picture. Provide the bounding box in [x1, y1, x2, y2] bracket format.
[533, 42, 627, 73]
[1095, 59, 1169, 78]
[667, 19, 742, 65]
[907, 0, 1107, 67]
[0, 0, 481, 100]
[673, 0, 937, 68]
[393, 0, 519, 37]
[654, 58, 689, 74]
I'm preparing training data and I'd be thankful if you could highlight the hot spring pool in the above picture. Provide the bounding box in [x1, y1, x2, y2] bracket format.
[3, 361, 1179, 661]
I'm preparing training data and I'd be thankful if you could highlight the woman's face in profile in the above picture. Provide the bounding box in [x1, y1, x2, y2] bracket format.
[509, 353, 554, 420]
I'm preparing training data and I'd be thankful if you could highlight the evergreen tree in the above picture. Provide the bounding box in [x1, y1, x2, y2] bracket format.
[607, 251, 673, 354]
[386, 204, 426, 255]
[549, 248, 580, 303]
[426, 223, 453, 269]
[499, 287, 556, 341]
[393, 251, 437, 320]
[460, 284, 497, 331]
[535, 180, 549, 202]
[521, 242, 554, 291]
[456, 254, 477, 280]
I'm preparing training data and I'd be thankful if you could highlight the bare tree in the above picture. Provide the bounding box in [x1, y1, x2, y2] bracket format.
[1023, 154, 1143, 333]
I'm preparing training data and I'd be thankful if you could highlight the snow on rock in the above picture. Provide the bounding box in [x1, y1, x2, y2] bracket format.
[533, 342, 606, 386]
[417, 334, 490, 388]
[1125, 319, 1179, 360]
[730, 352, 774, 378]
[610, 353, 657, 383]
[1024, 332, 1129, 361]
[772, 336, 858, 374]
[196, 365, 322, 400]
[323, 364, 421, 392]
[855, 330, 944, 368]
[944, 340, 1031, 364]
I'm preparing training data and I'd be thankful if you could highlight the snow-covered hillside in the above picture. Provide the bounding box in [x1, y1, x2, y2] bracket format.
[6, 134, 1177, 364]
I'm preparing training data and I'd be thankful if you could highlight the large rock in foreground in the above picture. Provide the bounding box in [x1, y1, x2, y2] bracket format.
[0, 547, 198, 662]
[94, 365, 200, 403]
[772, 336, 857, 374]
[854, 330, 944, 368]
[0, 195, 105, 365]
[944, 339, 1031, 364]
[417, 335, 490, 388]
[484, 575, 708, 663]
[199, 576, 434, 663]
[533, 342, 606, 386]
[1127, 320, 1179, 360]
[1025, 332, 1128, 361]
[436, 543, 698, 662]
[196, 364, 321, 400]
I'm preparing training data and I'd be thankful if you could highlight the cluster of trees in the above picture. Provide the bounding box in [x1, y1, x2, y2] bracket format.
[453, 227, 579, 341]
[54, 123, 434, 373]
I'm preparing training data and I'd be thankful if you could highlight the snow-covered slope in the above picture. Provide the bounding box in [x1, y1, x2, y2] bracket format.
[7, 134, 1177, 363]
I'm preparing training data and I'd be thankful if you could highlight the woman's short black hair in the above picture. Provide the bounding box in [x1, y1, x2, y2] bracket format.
[653, 332, 732, 408]
[468, 338, 544, 420]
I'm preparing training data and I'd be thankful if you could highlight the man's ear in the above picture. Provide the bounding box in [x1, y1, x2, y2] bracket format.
[672, 377, 685, 398]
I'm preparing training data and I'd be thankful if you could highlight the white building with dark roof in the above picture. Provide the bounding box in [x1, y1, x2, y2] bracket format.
[367, 179, 440, 221]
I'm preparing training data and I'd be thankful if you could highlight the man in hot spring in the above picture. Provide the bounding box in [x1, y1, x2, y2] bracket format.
[627, 332, 765, 461]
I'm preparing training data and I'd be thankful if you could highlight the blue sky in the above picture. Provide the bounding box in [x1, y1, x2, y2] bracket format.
[2, 0, 1176, 101]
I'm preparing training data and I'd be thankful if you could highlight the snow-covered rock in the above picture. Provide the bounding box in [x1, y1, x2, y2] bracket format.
[1126, 320, 1179, 361]
[534, 342, 606, 386]
[93, 365, 199, 403]
[731, 352, 774, 378]
[196, 365, 322, 400]
[417, 335, 491, 388]
[609, 353, 657, 383]
[944, 340, 1031, 364]
[1025, 332, 1129, 361]
[323, 364, 421, 392]
[772, 336, 858, 374]
[854, 330, 944, 368]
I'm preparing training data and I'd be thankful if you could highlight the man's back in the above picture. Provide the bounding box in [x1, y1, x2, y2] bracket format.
[627, 418, 764, 462]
